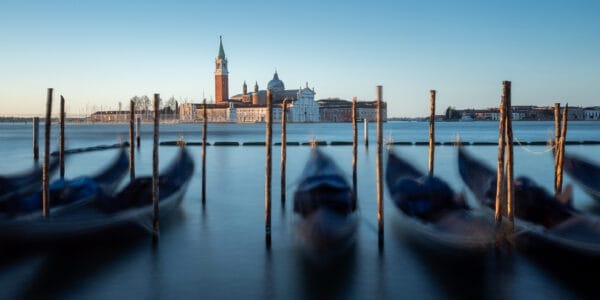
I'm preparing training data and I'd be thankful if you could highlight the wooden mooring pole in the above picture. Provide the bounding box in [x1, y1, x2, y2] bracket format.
[136, 117, 141, 148]
[42, 88, 53, 218]
[280, 99, 287, 206]
[202, 99, 207, 205]
[352, 97, 358, 206]
[265, 89, 273, 248]
[364, 118, 369, 147]
[152, 93, 160, 240]
[503, 81, 515, 228]
[428, 90, 436, 177]
[59, 96, 65, 179]
[129, 100, 135, 182]
[556, 104, 568, 194]
[32, 117, 39, 161]
[494, 85, 507, 227]
[375, 85, 384, 249]
[553, 103, 561, 194]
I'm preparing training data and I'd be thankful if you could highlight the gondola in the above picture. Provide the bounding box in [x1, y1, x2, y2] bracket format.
[563, 153, 600, 202]
[457, 147, 600, 258]
[0, 147, 194, 241]
[386, 150, 496, 256]
[293, 148, 357, 262]
[0, 157, 59, 202]
[0, 149, 128, 219]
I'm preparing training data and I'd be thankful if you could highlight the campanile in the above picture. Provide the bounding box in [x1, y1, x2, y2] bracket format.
[215, 36, 229, 104]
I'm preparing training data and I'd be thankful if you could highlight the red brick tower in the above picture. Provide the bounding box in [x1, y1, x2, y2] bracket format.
[215, 36, 229, 105]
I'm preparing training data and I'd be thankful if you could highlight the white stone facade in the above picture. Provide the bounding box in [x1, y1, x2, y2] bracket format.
[584, 107, 600, 120]
[288, 87, 319, 122]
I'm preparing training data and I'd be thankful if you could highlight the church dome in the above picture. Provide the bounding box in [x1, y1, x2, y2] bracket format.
[267, 71, 285, 92]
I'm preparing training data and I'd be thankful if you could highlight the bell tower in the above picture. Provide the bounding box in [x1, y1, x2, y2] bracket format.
[215, 36, 229, 105]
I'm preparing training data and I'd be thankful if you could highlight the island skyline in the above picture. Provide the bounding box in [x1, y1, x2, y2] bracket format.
[1, 0, 599, 118]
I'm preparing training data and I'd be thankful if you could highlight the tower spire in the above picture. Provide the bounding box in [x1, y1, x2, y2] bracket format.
[215, 36, 229, 104]
[218, 35, 226, 59]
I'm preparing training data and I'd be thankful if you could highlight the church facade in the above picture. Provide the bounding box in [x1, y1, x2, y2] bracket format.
[179, 37, 385, 123]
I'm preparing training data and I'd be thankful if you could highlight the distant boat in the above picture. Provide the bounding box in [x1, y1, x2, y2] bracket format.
[293, 148, 357, 262]
[457, 147, 600, 258]
[385, 150, 496, 257]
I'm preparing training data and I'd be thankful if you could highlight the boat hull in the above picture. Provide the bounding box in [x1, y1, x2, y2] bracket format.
[457, 147, 600, 258]
[294, 209, 358, 264]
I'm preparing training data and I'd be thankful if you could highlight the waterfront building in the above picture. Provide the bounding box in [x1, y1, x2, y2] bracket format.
[318, 98, 386, 122]
[177, 37, 384, 123]
[459, 105, 586, 121]
[230, 76, 320, 123]
[89, 110, 178, 123]
[90, 111, 131, 122]
[584, 107, 600, 120]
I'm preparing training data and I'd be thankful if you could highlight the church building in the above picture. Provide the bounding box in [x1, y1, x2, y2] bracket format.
[179, 37, 384, 123]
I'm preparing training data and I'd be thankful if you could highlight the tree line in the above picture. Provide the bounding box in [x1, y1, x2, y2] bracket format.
[128, 95, 178, 114]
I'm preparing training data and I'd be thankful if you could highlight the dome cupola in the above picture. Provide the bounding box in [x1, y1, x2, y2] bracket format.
[267, 71, 285, 92]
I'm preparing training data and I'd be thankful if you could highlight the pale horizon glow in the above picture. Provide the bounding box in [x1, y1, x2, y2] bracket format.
[1, 0, 599, 117]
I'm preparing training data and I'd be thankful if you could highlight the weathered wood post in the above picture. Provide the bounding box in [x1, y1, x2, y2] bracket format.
[265, 89, 273, 248]
[59, 96, 65, 179]
[129, 100, 135, 182]
[152, 93, 160, 239]
[352, 97, 358, 205]
[364, 118, 369, 147]
[503, 81, 515, 229]
[280, 99, 287, 206]
[494, 84, 507, 227]
[136, 117, 141, 148]
[375, 85, 384, 249]
[42, 88, 53, 218]
[32, 117, 39, 160]
[554, 103, 561, 146]
[556, 104, 568, 194]
[202, 99, 207, 205]
[428, 90, 436, 177]
[553, 103, 561, 194]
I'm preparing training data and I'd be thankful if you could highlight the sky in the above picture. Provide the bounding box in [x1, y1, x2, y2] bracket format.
[1, 0, 599, 118]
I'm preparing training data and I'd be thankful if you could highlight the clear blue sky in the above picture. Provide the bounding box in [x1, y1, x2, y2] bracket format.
[1, 0, 599, 117]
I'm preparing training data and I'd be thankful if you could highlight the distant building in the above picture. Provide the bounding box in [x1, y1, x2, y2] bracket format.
[568, 106, 584, 120]
[178, 37, 386, 123]
[318, 98, 387, 122]
[456, 105, 590, 121]
[584, 107, 600, 120]
[90, 110, 178, 123]
[459, 109, 495, 120]
[90, 111, 130, 122]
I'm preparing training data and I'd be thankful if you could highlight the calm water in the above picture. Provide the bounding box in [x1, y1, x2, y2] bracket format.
[0, 121, 599, 299]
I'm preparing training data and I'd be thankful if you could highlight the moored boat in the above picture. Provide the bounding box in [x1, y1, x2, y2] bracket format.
[0, 149, 128, 219]
[563, 153, 600, 202]
[386, 150, 497, 256]
[0, 158, 59, 203]
[0, 147, 193, 241]
[458, 147, 600, 259]
[293, 148, 357, 262]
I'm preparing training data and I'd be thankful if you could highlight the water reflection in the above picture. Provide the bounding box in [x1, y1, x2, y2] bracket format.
[295, 244, 357, 300]
[19, 233, 144, 299]
[391, 218, 488, 299]
[517, 243, 599, 298]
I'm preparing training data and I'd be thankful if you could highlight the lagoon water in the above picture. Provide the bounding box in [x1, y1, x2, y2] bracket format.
[0, 121, 599, 299]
